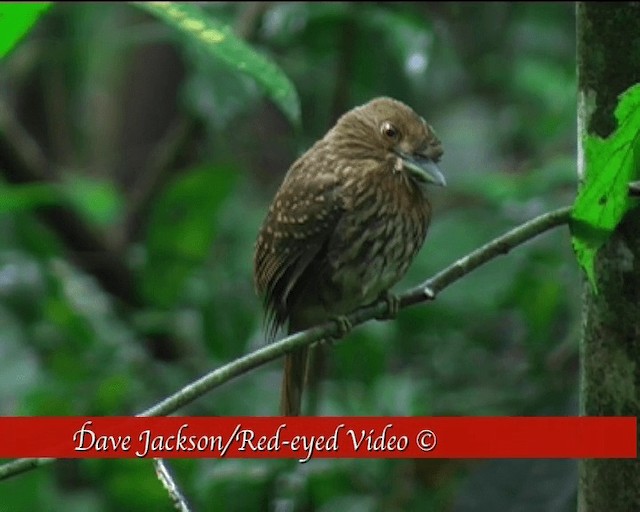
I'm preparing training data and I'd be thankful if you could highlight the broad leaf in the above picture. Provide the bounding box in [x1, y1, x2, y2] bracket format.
[135, 2, 300, 126]
[571, 84, 640, 288]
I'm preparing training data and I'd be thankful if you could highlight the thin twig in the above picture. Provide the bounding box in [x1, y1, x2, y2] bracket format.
[153, 458, 192, 512]
[0, 205, 573, 481]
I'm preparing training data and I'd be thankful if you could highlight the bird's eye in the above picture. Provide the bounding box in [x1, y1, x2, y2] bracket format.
[381, 122, 399, 141]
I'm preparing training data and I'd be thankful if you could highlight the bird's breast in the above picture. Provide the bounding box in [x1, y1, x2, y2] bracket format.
[324, 171, 431, 313]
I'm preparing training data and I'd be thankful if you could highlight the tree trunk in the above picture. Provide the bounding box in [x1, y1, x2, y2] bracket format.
[576, 3, 640, 511]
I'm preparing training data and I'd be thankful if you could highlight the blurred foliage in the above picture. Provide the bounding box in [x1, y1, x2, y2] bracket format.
[141, 164, 237, 308]
[0, 2, 580, 511]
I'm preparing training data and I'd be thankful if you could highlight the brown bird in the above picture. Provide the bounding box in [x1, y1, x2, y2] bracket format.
[254, 97, 445, 416]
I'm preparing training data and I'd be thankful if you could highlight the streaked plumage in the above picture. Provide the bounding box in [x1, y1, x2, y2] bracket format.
[254, 97, 445, 415]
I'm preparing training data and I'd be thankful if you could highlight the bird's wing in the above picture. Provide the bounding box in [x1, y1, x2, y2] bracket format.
[254, 169, 343, 338]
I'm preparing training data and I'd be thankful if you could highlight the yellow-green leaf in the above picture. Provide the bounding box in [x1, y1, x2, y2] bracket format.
[135, 2, 300, 126]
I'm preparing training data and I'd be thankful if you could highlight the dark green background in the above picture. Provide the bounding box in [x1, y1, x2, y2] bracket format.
[0, 3, 579, 511]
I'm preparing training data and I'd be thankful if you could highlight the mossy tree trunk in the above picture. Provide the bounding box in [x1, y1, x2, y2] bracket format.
[576, 3, 640, 511]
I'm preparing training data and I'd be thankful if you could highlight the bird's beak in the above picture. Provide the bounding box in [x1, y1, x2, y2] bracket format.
[397, 151, 446, 187]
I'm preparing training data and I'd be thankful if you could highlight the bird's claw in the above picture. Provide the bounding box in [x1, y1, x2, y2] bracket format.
[321, 315, 352, 346]
[376, 292, 400, 321]
[333, 315, 352, 338]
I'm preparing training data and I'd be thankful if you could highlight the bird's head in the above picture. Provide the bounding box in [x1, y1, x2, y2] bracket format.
[331, 97, 446, 188]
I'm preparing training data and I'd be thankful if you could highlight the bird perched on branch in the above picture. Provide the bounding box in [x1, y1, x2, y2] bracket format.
[254, 97, 445, 416]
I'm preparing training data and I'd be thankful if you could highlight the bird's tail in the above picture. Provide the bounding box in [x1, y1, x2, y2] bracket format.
[280, 346, 308, 416]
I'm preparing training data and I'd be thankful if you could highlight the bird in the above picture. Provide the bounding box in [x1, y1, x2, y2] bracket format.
[254, 97, 445, 416]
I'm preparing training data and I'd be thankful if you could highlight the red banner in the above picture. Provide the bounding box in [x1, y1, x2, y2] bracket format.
[0, 417, 635, 460]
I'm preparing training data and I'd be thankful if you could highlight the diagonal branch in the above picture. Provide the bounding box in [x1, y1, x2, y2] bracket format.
[0, 204, 573, 481]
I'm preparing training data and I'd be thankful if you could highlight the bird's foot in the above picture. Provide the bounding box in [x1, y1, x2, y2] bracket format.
[376, 291, 400, 321]
[321, 315, 352, 346]
[333, 315, 352, 338]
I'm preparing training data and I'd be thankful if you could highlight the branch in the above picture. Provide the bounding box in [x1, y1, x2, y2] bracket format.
[145, 205, 573, 417]
[153, 458, 192, 512]
[0, 205, 573, 481]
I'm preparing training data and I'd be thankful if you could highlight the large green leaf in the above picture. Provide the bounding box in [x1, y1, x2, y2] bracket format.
[135, 2, 300, 126]
[0, 3, 52, 59]
[571, 84, 640, 288]
[141, 165, 236, 308]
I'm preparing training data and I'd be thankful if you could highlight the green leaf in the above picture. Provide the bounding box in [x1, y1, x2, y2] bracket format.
[0, 182, 61, 212]
[0, 179, 123, 226]
[571, 83, 640, 288]
[0, 2, 52, 59]
[135, 2, 300, 126]
[60, 175, 125, 226]
[141, 165, 236, 308]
